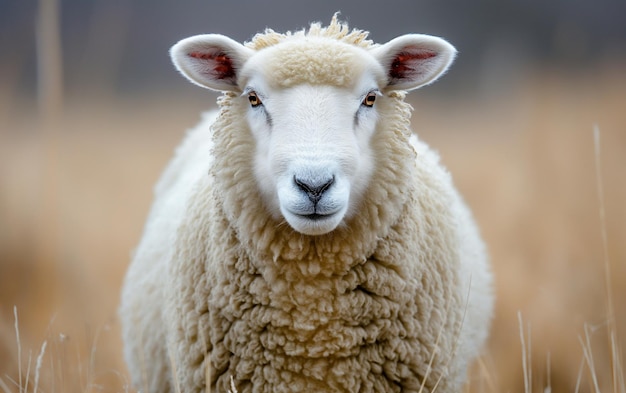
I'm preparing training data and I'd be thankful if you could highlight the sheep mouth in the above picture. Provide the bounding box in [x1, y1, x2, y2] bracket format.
[288, 205, 343, 221]
[281, 200, 348, 235]
[296, 212, 334, 221]
[286, 211, 342, 236]
[292, 211, 339, 221]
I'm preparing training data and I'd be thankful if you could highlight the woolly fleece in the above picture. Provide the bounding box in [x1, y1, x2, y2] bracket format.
[120, 16, 493, 393]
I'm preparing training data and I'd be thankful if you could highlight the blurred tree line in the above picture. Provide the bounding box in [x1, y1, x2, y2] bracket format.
[1, 0, 625, 97]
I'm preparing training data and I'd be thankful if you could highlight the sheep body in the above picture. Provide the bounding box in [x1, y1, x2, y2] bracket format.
[120, 16, 493, 393]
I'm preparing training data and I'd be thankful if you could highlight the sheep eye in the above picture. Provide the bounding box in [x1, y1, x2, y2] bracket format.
[248, 92, 262, 107]
[362, 92, 377, 107]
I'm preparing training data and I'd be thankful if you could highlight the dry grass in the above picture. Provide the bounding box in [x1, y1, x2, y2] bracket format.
[0, 66, 625, 392]
[433, 68, 626, 392]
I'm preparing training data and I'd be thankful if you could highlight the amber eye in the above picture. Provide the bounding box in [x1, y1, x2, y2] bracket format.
[248, 91, 262, 107]
[363, 92, 377, 107]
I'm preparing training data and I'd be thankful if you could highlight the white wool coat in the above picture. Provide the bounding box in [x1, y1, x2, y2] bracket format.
[120, 19, 492, 393]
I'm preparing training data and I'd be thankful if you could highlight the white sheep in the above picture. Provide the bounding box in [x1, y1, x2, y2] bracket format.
[119, 16, 493, 393]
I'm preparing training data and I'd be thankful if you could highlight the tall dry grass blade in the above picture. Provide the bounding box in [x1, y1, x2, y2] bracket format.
[528, 321, 532, 391]
[574, 357, 584, 393]
[72, 342, 83, 392]
[610, 330, 626, 393]
[34, 340, 47, 393]
[417, 322, 442, 393]
[593, 125, 625, 393]
[427, 275, 473, 393]
[85, 326, 103, 393]
[0, 377, 11, 393]
[419, 316, 445, 391]
[13, 306, 22, 393]
[417, 296, 448, 393]
[518, 311, 530, 393]
[55, 333, 70, 393]
[544, 351, 551, 393]
[593, 125, 612, 318]
[23, 351, 32, 393]
[579, 324, 601, 393]
[2, 376, 19, 392]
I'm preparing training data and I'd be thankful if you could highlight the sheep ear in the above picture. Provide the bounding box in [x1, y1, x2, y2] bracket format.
[372, 34, 456, 91]
[170, 34, 254, 92]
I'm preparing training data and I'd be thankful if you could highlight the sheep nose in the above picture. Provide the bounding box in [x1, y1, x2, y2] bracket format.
[294, 175, 335, 204]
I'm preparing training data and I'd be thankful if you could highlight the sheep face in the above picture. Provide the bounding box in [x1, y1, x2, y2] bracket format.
[245, 83, 380, 235]
[228, 39, 386, 235]
[170, 32, 456, 235]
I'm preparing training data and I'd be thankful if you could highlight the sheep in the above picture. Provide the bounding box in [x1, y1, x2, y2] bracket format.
[119, 15, 493, 393]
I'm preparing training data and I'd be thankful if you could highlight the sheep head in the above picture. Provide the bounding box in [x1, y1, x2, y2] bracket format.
[170, 28, 455, 236]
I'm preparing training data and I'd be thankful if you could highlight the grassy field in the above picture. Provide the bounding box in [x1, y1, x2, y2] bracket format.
[0, 67, 624, 392]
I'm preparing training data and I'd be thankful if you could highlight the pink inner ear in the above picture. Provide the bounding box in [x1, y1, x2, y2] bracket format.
[390, 49, 437, 81]
[189, 51, 235, 80]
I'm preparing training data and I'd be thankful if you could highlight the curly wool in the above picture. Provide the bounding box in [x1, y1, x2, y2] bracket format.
[243, 15, 375, 89]
[166, 88, 464, 393]
[246, 14, 374, 51]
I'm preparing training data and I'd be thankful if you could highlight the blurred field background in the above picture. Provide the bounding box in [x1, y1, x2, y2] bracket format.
[1, 1, 625, 392]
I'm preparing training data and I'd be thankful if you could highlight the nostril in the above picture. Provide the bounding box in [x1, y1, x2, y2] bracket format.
[294, 175, 335, 203]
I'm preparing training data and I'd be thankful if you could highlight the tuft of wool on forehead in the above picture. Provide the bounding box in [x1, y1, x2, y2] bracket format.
[245, 14, 375, 51]
[242, 15, 381, 88]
